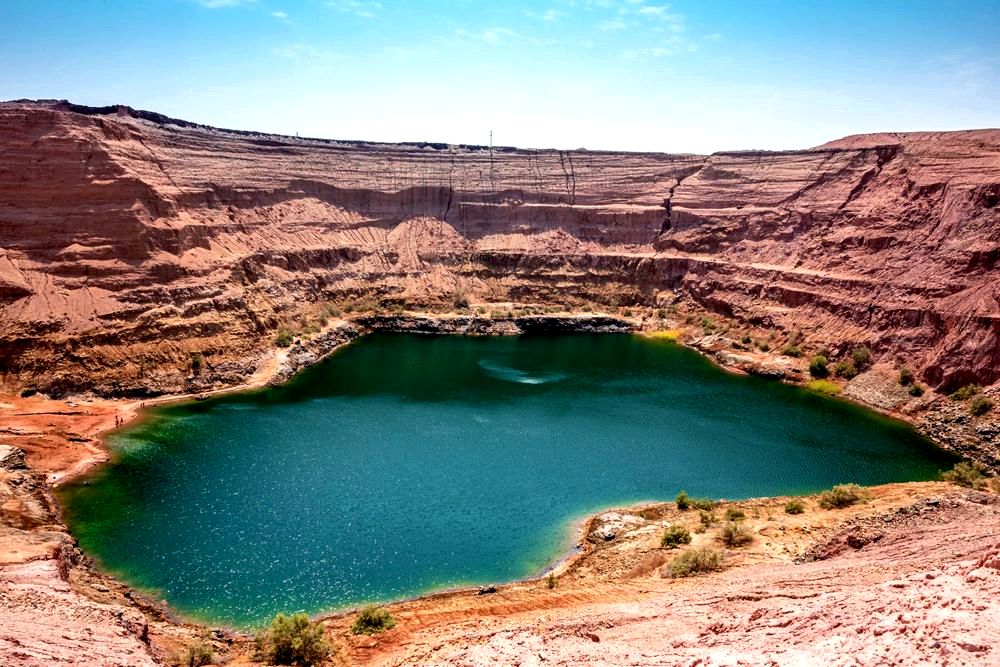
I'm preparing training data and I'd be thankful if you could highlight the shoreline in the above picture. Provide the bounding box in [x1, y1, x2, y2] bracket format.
[1, 307, 996, 663]
[50, 311, 968, 614]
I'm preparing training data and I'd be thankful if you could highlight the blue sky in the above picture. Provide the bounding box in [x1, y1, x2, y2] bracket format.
[1, 0, 997, 152]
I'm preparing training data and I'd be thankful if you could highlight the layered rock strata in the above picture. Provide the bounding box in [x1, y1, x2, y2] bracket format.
[1, 101, 997, 399]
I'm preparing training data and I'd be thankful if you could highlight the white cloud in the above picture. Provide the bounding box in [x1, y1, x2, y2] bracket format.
[598, 18, 627, 31]
[272, 43, 349, 62]
[271, 10, 289, 20]
[453, 26, 521, 45]
[326, 0, 382, 19]
[526, 9, 564, 21]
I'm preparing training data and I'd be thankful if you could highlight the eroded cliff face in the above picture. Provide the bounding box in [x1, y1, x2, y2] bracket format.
[0, 101, 997, 395]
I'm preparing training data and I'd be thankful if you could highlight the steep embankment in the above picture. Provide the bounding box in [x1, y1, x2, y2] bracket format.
[1, 100, 998, 399]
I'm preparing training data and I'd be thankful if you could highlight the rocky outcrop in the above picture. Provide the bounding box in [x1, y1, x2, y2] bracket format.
[0, 100, 997, 398]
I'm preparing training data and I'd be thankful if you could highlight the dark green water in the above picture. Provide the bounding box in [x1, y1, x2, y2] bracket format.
[59, 333, 955, 627]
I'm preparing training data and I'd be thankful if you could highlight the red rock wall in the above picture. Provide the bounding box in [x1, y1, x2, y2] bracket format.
[0, 102, 997, 394]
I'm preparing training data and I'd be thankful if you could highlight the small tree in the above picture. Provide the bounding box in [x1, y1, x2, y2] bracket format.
[718, 521, 753, 547]
[909, 384, 925, 397]
[970, 395, 994, 416]
[808, 355, 829, 378]
[256, 613, 330, 666]
[851, 346, 872, 370]
[817, 484, 868, 509]
[951, 384, 982, 401]
[834, 361, 858, 379]
[274, 330, 294, 348]
[898, 366, 914, 386]
[661, 524, 692, 549]
[351, 606, 396, 635]
[941, 461, 989, 489]
[667, 547, 724, 578]
[675, 490, 690, 511]
[784, 499, 805, 515]
[724, 507, 745, 522]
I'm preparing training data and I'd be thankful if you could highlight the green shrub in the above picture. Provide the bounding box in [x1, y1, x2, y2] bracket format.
[169, 641, 213, 667]
[898, 366, 914, 386]
[851, 346, 872, 370]
[758, 342, 771, 352]
[718, 521, 753, 547]
[546, 572, 557, 589]
[941, 461, 989, 489]
[675, 490, 690, 510]
[817, 484, 869, 509]
[667, 547, 724, 578]
[256, 613, 330, 666]
[970, 395, 994, 416]
[808, 355, 829, 378]
[834, 361, 858, 379]
[784, 499, 805, 515]
[909, 384, 925, 397]
[782, 345, 803, 358]
[741, 334, 753, 345]
[951, 384, 982, 401]
[351, 606, 396, 636]
[690, 497, 716, 511]
[698, 510, 718, 527]
[274, 330, 294, 348]
[657, 308, 667, 319]
[701, 317, 715, 330]
[190, 353, 204, 373]
[723, 507, 745, 522]
[661, 523, 692, 549]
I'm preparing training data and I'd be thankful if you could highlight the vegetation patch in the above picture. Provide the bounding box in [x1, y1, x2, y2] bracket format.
[970, 395, 994, 416]
[851, 346, 872, 370]
[661, 523, 692, 549]
[898, 366, 914, 386]
[941, 461, 990, 489]
[256, 613, 330, 666]
[666, 547, 724, 578]
[951, 384, 982, 401]
[351, 606, 396, 635]
[808, 355, 829, 378]
[718, 521, 753, 547]
[675, 490, 690, 510]
[834, 361, 858, 379]
[168, 641, 213, 667]
[909, 384, 925, 397]
[690, 497, 716, 511]
[805, 379, 841, 395]
[274, 330, 294, 348]
[723, 507, 745, 522]
[784, 499, 805, 514]
[648, 330, 681, 342]
[817, 484, 869, 509]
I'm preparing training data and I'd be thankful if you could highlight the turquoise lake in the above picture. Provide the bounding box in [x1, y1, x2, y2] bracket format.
[58, 333, 957, 627]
